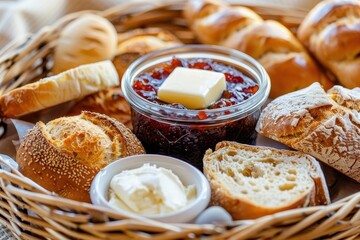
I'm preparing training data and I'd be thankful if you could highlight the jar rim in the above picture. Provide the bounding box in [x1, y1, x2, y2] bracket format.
[122, 44, 270, 123]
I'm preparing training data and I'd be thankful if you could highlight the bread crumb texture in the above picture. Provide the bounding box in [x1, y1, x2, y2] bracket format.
[203, 141, 329, 219]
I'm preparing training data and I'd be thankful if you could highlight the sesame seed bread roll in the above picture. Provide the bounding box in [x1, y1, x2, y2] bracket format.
[203, 141, 330, 220]
[16, 111, 145, 202]
[0, 60, 119, 118]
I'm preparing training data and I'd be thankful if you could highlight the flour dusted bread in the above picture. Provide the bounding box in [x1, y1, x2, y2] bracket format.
[53, 14, 117, 74]
[203, 141, 330, 220]
[184, 0, 333, 98]
[16, 111, 145, 202]
[0, 61, 119, 118]
[256, 83, 360, 182]
[297, 0, 360, 88]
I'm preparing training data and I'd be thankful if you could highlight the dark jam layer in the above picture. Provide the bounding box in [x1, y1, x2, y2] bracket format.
[133, 57, 259, 115]
[131, 57, 261, 169]
[132, 110, 259, 170]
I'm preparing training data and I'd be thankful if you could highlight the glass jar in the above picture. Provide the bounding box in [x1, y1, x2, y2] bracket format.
[122, 45, 270, 169]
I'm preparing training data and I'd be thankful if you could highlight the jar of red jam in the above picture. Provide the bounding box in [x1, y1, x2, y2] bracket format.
[122, 45, 270, 169]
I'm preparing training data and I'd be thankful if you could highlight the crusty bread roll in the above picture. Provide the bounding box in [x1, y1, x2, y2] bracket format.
[116, 28, 182, 56]
[203, 141, 330, 220]
[184, 0, 334, 98]
[67, 28, 182, 127]
[16, 111, 145, 202]
[113, 28, 182, 80]
[53, 14, 117, 74]
[0, 60, 119, 118]
[297, 0, 360, 89]
[256, 83, 360, 182]
[67, 87, 132, 129]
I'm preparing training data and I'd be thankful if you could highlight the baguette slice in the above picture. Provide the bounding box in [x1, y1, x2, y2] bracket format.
[0, 60, 119, 118]
[203, 141, 330, 220]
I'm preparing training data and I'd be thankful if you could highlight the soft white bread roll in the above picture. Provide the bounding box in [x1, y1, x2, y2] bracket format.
[256, 83, 360, 182]
[16, 111, 146, 202]
[53, 14, 117, 74]
[0, 60, 119, 118]
[297, 0, 360, 89]
[203, 141, 330, 220]
[184, 0, 334, 98]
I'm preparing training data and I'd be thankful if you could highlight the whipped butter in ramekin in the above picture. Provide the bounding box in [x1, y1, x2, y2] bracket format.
[108, 163, 196, 215]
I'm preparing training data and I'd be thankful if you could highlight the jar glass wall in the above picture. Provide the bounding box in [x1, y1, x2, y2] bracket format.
[122, 45, 270, 169]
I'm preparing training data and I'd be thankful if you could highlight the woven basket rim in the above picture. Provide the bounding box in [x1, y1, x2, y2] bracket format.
[0, 1, 359, 239]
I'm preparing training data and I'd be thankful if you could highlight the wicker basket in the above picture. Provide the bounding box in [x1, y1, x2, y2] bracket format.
[0, 1, 359, 239]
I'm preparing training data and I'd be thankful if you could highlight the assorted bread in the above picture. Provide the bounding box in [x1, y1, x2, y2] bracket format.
[0, 60, 119, 118]
[256, 83, 360, 182]
[203, 141, 330, 220]
[184, 0, 334, 98]
[2, 1, 360, 220]
[16, 111, 145, 202]
[297, 0, 360, 88]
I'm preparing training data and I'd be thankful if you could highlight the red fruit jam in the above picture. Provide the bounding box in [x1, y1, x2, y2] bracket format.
[129, 57, 262, 169]
[132, 57, 259, 115]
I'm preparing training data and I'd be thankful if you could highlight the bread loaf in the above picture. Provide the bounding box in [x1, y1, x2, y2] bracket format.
[203, 141, 330, 220]
[0, 60, 119, 118]
[184, 0, 334, 98]
[297, 0, 360, 88]
[16, 111, 145, 202]
[256, 83, 360, 182]
[53, 14, 118, 74]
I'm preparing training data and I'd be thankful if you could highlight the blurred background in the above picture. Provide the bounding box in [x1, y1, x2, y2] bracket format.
[0, 0, 321, 48]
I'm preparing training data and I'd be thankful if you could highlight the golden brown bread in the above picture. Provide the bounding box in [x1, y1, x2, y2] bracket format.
[113, 28, 182, 81]
[67, 87, 132, 129]
[116, 28, 181, 55]
[184, 0, 334, 98]
[0, 61, 119, 118]
[16, 111, 145, 202]
[297, 0, 360, 88]
[204, 141, 330, 220]
[256, 83, 360, 182]
[67, 28, 182, 126]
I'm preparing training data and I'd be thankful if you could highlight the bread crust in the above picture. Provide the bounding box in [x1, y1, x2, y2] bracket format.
[0, 61, 119, 118]
[297, 0, 360, 88]
[116, 28, 181, 55]
[16, 111, 145, 202]
[256, 83, 360, 182]
[203, 141, 330, 220]
[67, 87, 132, 129]
[184, 0, 333, 98]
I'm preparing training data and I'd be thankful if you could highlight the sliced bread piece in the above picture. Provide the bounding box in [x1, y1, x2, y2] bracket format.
[203, 141, 330, 220]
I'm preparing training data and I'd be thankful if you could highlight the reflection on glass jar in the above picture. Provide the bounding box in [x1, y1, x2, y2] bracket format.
[122, 45, 270, 170]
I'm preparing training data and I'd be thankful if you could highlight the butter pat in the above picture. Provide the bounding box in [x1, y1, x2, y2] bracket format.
[158, 67, 226, 109]
[109, 163, 196, 215]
